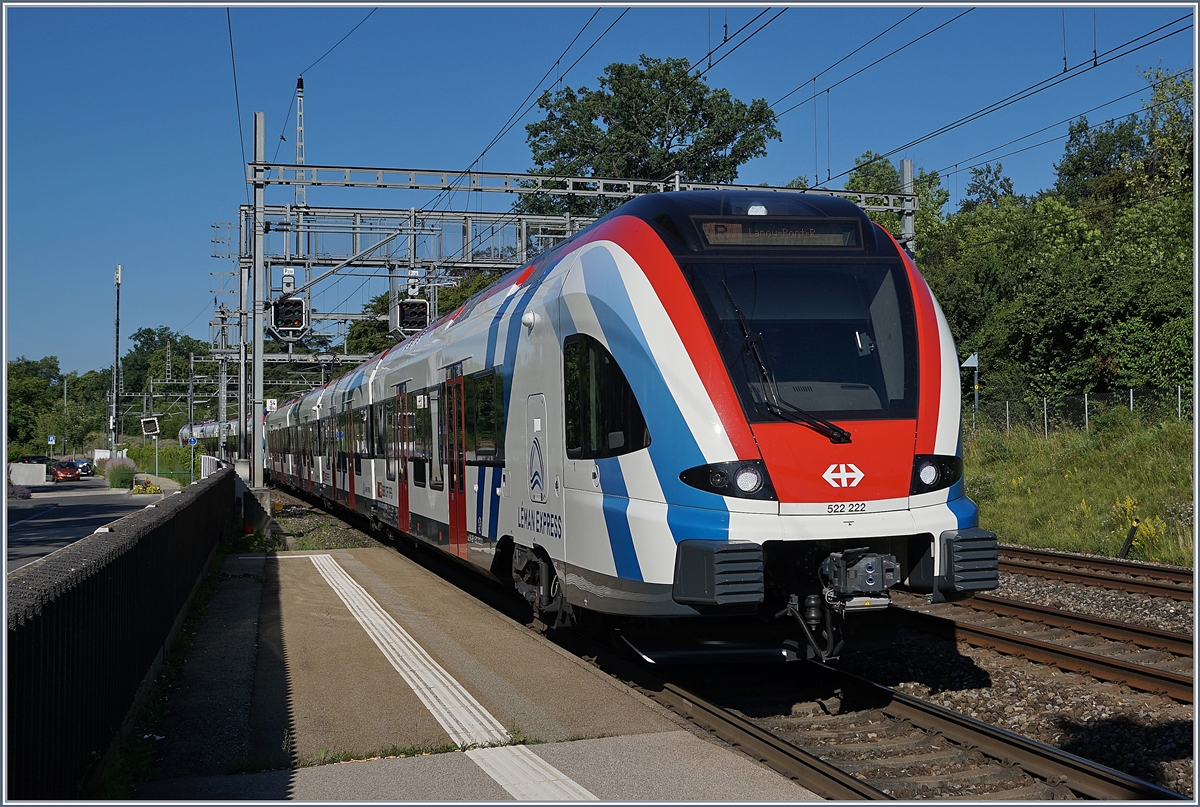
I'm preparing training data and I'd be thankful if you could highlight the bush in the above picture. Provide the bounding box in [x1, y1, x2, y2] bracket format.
[127, 444, 200, 477]
[8, 484, 31, 499]
[102, 457, 137, 490]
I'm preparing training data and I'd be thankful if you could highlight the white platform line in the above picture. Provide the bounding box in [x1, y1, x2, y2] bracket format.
[467, 745, 598, 801]
[308, 554, 508, 748]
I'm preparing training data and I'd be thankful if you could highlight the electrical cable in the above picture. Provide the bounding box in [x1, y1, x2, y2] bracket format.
[692, 8, 772, 76]
[772, 7, 922, 107]
[270, 8, 379, 163]
[442, 6, 786, 267]
[226, 9, 249, 205]
[821, 15, 1192, 185]
[774, 8, 975, 118]
[300, 8, 377, 76]
[937, 69, 1193, 178]
[414, 7, 627, 223]
[696, 8, 786, 78]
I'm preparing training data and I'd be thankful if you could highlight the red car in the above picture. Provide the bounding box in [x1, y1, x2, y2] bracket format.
[52, 460, 80, 482]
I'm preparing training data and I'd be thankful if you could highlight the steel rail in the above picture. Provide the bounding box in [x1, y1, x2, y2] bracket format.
[653, 681, 892, 800]
[1002, 546, 1194, 584]
[836, 671, 1188, 800]
[900, 608, 1194, 703]
[1000, 548, 1193, 601]
[967, 593, 1194, 656]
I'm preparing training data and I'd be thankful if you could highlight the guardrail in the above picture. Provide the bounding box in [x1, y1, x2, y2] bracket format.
[6, 468, 237, 799]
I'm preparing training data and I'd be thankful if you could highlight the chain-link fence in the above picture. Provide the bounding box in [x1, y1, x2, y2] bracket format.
[966, 386, 1193, 435]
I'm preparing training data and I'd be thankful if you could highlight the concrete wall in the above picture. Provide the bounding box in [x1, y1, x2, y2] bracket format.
[8, 464, 47, 486]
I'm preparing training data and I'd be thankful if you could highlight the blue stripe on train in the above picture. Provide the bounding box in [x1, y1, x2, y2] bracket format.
[578, 246, 730, 545]
[595, 458, 642, 581]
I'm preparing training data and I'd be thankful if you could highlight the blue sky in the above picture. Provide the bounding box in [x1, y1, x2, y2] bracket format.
[5, 4, 1194, 375]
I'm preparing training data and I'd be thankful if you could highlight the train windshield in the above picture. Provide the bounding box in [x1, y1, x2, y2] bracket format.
[682, 259, 919, 421]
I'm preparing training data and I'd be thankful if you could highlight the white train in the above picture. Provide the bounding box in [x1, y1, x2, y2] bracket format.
[264, 190, 998, 660]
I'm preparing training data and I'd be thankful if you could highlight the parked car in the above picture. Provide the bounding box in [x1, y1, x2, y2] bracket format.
[52, 460, 80, 482]
[74, 459, 94, 476]
[16, 455, 51, 465]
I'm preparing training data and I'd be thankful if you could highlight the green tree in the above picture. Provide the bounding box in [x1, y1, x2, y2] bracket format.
[1131, 68, 1193, 197]
[519, 55, 780, 217]
[843, 151, 949, 259]
[959, 162, 1017, 212]
[344, 292, 395, 356]
[7, 356, 61, 450]
[121, 326, 209, 394]
[1053, 116, 1144, 207]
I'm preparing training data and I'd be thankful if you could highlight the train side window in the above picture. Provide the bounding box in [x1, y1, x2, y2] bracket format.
[336, 410, 349, 472]
[381, 399, 395, 481]
[564, 334, 651, 460]
[429, 386, 444, 490]
[413, 392, 429, 487]
[472, 370, 499, 460]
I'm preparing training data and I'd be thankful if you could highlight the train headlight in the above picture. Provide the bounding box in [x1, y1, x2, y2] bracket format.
[910, 455, 964, 495]
[680, 459, 776, 500]
[735, 466, 763, 493]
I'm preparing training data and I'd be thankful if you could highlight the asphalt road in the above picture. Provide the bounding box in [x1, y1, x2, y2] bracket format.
[6, 477, 151, 573]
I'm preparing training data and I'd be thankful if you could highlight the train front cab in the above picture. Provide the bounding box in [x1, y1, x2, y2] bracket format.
[543, 191, 998, 660]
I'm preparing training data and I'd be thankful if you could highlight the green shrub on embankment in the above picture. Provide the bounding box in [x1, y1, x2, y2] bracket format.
[126, 444, 200, 480]
[963, 409, 1193, 567]
[102, 457, 137, 489]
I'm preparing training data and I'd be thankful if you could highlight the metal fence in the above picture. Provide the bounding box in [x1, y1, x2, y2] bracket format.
[966, 387, 1194, 435]
[6, 468, 236, 799]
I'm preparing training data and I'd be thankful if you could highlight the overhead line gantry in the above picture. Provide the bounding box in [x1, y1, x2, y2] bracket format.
[228, 110, 919, 488]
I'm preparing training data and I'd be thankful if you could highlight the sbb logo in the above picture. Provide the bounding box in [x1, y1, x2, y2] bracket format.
[823, 463, 864, 488]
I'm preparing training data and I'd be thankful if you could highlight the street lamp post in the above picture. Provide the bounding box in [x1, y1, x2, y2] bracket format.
[111, 264, 121, 456]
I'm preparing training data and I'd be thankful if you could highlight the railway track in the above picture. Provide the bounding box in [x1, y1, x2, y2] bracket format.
[893, 591, 1194, 703]
[1000, 546, 1194, 601]
[564, 630, 1185, 800]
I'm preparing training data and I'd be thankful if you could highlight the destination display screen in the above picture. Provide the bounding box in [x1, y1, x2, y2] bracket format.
[696, 218, 862, 248]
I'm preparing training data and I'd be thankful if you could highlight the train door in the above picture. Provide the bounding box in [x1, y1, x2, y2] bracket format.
[395, 391, 410, 533]
[446, 375, 468, 558]
[334, 410, 349, 505]
[323, 415, 334, 497]
[523, 393, 565, 560]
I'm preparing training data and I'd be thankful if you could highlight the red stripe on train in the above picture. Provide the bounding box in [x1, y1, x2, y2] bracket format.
[579, 215, 761, 460]
[878, 227, 943, 456]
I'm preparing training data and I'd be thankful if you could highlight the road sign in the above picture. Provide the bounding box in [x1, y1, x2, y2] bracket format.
[47, 435, 56, 445]
[188, 437, 197, 446]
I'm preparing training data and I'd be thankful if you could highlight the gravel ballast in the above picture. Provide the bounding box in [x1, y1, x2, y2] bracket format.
[840, 566, 1194, 798]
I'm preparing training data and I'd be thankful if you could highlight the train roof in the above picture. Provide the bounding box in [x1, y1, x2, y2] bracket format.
[605, 189, 885, 255]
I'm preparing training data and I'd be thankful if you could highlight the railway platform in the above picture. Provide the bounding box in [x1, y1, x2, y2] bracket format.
[135, 546, 818, 801]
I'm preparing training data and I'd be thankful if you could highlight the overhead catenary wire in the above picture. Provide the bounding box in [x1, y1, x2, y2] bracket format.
[271, 8, 379, 163]
[443, 7, 788, 267]
[820, 15, 1192, 186]
[226, 9, 249, 205]
[936, 68, 1194, 179]
[773, 8, 975, 119]
[313, 7, 630, 318]
[772, 7, 923, 108]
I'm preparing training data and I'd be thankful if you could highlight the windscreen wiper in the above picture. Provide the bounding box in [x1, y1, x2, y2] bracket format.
[722, 282, 852, 444]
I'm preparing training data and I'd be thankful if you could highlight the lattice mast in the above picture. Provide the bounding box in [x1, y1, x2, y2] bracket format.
[295, 75, 306, 207]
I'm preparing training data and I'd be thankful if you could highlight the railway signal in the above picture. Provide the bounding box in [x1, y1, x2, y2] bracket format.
[398, 298, 429, 331]
[271, 296, 309, 341]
